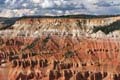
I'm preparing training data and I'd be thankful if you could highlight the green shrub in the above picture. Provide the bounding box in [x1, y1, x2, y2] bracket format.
[64, 51, 74, 58]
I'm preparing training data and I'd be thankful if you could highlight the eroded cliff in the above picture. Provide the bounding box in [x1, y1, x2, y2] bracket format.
[0, 15, 120, 80]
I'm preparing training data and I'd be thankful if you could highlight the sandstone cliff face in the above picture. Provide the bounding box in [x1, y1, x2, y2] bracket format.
[0, 15, 120, 80]
[0, 36, 120, 80]
[10, 16, 120, 33]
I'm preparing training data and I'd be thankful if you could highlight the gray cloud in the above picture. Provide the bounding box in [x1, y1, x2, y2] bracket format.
[0, 0, 120, 17]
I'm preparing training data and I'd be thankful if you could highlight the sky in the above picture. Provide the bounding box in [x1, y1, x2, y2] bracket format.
[0, 0, 120, 17]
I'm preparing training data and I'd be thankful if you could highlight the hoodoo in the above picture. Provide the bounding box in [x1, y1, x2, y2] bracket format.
[0, 15, 120, 80]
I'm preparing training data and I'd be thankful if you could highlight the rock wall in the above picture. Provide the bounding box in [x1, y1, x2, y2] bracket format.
[0, 36, 120, 80]
[11, 16, 120, 33]
[0, 15, 120, 80]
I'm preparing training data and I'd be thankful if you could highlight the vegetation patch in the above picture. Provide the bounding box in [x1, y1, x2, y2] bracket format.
[64, 51, 74, 58]
[93, 20, 120, 34]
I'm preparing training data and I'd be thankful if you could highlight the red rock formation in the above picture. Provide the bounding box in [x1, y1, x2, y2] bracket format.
[0, 16, 120, 80]
[0, 35, 119, 80]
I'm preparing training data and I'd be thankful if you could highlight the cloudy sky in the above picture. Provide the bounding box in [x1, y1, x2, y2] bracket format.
[0, 0, 120, 17]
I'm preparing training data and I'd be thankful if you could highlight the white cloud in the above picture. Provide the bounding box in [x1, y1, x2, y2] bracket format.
[22, 3, 28, 7]
[32, 0, 41, 3]
[0, 0, 120, 17]
[41, 0, 55, 8]
[0, 9, 36, 17]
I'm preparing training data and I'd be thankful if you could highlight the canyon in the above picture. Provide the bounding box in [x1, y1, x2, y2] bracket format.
[0, 15, 120, 80]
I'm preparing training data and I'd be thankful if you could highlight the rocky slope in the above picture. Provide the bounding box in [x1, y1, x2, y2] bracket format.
[10, 15, 120, 33]
[0, 15, 120, 80]
[0, 15, 119, 38]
